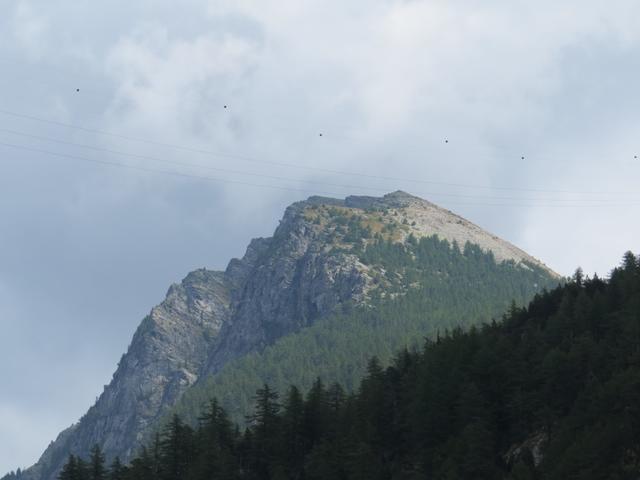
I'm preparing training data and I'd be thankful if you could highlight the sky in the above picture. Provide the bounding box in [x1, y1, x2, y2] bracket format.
[1, 0, 639, 473]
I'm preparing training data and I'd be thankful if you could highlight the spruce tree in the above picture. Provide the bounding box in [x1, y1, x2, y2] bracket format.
[282, 386, 305, 478]
[107, 457, 125, 480]
[57, 455, 78, 480]
[88, 445, 106, 480]
[246, 385, 282, 479]
[159, 414, 194, 480]
[128, 447, 154, 480]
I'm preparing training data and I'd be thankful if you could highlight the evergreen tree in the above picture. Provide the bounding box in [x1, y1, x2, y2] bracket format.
[158, 415, 194, 480]
[88, 445, 106, 480]
[193, 398, 239, 479]
[75, 458, 89, 480]
[246, 385, 282, 479]
[56, 251, 640, 480]
[128, 447, 154, 480]
[107, 457, 125, 480]
[58, 455, 79, 480]
[282, 386, 305, 478]
[303, 378, 330, 449]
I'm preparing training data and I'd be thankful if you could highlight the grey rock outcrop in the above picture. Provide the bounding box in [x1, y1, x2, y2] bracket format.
[204, 199, 372, 373]
[23, 269, 231, 480]
[18, 191, 558, 480]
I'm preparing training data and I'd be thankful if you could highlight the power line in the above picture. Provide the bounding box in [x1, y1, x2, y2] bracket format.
[0, 128, 373, 193]
[3, 59, 637, 169]
[4, 58, 637, 171]
[0, 140, 342, 196]
[1, 107, 635, 197]
[1, 127, 632, 204]
[2, 140, 640, 208]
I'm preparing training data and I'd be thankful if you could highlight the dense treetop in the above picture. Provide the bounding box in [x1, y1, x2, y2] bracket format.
[48, 251, 640, 479]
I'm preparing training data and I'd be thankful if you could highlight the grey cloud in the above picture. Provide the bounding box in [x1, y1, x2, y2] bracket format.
[2, 0, 640, 472]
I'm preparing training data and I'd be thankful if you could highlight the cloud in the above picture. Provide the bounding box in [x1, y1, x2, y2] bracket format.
[10, 1, 50, 59]
[104, 24, 260, 136]
[2, 0, 640, 473]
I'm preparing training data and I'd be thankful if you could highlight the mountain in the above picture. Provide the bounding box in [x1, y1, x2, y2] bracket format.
[51, 250, 640, 480]
[13, 191, 559, 480]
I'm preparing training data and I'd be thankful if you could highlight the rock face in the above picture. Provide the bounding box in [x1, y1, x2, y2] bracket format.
[19, 192, 558, 480]
[204, 199, 372, 374]
[25, 269, 231, 480]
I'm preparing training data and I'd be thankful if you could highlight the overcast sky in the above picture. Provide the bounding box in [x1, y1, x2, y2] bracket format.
[1, 0, 640, 473]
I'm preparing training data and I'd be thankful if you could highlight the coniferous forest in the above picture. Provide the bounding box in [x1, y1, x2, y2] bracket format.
[164, 234, 558, 428]
[48, 251, 640, 479]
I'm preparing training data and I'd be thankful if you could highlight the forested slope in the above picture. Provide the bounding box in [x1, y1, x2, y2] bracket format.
[49, 251, 640, 479]
[7, 192, 559, 480]
[163, 234, 557, 429]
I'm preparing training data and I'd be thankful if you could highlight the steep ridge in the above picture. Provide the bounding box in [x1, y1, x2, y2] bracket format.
[23, 270, 231, 480]
[15, 191, 559, 480]
[50, 252, 640, 479]
[205, 191, 554, 376]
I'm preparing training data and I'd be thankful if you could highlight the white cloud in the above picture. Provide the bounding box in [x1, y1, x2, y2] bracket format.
[104, 24, 260, 142]
[10, 1, 50, 59]
[2, 0, 640, 473]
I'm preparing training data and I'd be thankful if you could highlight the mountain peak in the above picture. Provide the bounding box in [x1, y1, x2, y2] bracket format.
[19, 191, 559, 480]
[299, 190, 423, 211]
[287, 191, 557, 277]
[344, 190, 422, 209]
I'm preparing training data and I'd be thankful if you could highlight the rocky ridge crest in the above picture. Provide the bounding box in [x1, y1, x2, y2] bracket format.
[18, 191, 557, 480]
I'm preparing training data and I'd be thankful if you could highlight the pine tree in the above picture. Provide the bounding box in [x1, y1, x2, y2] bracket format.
[159, 414, 194, 480]
[303, 378, 329, 449]
[75, 458, 89, 480]
[128, 447, 154, 480]
[622, 250, 637, 270]
[107, 457, 125, 480]
[246, 385, 282, 479]
[56, 251, 640, 480]
[282, 386, 305, 478]
[248, 385, 281, 435]
[194, 398, 239, 479]
[88, 445, 106, 480]
[58, 455, 78, 480]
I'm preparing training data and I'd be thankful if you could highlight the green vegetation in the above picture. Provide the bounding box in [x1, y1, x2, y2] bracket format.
[59, 251, 640, 479]
[304, 205, 409, 246]
[162, 235, 557, 430]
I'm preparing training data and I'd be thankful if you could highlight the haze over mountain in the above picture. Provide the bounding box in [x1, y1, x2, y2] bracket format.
[11, 192, 560, 480]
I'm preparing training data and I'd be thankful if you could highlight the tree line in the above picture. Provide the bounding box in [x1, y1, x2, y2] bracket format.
[164, 234, 558, 429]
[53, 251, 640, 479]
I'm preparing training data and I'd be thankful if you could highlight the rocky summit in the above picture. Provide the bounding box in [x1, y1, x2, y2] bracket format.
[17, 191, 558, 480]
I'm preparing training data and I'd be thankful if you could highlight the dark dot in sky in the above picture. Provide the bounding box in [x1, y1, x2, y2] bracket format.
[635, 155, 638, 159]
[223, 105, 227, 109]
[445, 139, 448, 143]
[319, 133, 323, 137]
[521, 156, 525, 160]
[76, 88, 80, 92]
